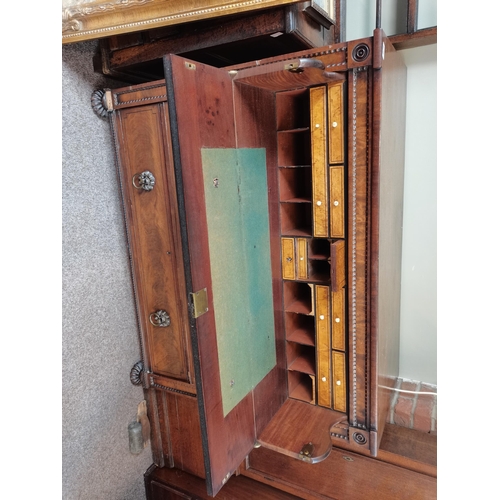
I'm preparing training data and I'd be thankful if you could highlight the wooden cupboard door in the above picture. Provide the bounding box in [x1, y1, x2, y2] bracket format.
[315, 285, 332, 409]
[328, 81, 344, 165]
[164, 54, 285, 497]
[281, 238, 296, 280]
[310, 86, 328, 238]
[329, 165, 345, 238]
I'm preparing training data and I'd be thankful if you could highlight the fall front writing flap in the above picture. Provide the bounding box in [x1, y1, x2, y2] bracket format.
[201, 147, 276, 417]
[164, 54, 285, 497]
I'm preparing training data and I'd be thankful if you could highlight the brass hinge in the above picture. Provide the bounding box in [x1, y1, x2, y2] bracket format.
[190, 288, 208, 318]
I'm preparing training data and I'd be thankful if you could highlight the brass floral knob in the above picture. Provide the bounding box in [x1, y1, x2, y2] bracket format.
[132, 171, 156, 191]
[149, 310, 171, 327]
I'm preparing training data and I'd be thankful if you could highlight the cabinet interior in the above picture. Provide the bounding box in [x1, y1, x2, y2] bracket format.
[270, 83, 347, 416]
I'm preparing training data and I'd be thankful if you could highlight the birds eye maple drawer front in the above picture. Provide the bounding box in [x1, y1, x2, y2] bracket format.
[103, 29, 406, 497]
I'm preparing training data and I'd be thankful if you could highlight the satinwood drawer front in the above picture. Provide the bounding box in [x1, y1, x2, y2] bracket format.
[310, 86, 328, 238]
[315, 284, 332, 409]
[281, 237, 296, 280]
[327, 81, 344, 165]
[329, 165, 345, 238]
[297, 238, 308, 280]
[331, 289, 345, 351]
[332, 351, 347, 412]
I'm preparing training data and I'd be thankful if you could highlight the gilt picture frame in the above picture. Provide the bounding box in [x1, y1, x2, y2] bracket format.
[62, 0, 302, 44]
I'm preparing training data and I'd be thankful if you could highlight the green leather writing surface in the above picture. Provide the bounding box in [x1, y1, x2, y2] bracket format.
[201, 148, 276, 417]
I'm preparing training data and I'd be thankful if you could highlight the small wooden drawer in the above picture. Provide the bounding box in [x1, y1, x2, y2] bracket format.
[315, 285, 332, 409]
[330, 240, 346, 292]
[332, 351, 347, 413]
[329, 165, 344, 238]
[331, 288, 345, 351]
[310, 86, 328, 238]
[327, 81, 344, 165]
[296, 237, 308, 280]
[281, 237, 296, 280]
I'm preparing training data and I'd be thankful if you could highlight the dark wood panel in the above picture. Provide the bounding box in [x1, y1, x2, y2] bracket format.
[112, 80, 168, 109]
[145, 465, 303, 500]
[328, 422, 437, 478]
[95, 3, 337, 82]
[244, 445, 437, 500]
[166, 392, 206, 479]
[108, 8, 287, 69]
[378, 424, 437, 477]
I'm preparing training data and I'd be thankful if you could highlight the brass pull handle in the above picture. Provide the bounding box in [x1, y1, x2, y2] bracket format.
[149, 310, 171, 327]
[284, 58, 342, 80]
[285, 58, 325, 73]
[132, 171, 156, 191]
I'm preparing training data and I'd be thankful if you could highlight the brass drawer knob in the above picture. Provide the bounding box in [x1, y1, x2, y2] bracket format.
[132, 170, 156, 191]
[149, 310, 171, 327]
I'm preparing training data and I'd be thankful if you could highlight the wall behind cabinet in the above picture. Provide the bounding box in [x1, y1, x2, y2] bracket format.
[347, 1, 437, 385]
[398, 44, 437, 385]
[62, 40, 152, 500]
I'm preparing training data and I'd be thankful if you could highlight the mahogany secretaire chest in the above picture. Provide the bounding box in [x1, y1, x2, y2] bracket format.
[93, 28, 421, 498]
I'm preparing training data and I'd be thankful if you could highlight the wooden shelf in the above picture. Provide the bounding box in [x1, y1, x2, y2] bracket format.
[283, 282, 313, 314]
[280, 203, 312, 236]
[276, 88, 310, 131]
[285, 299, 312, 315]
[308, 260, 331, 283]
[280, 198, 312, 204]
[288, 356, 315, 375]
[279, 166, 312, 203]
[277, 127, 310, 134]
[277, 130, 311, 167]
[287, 328, 315, 346]
[288, 373, 314, 403]
[287, 343, 315, 375]
[285, 312, 315, 345]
